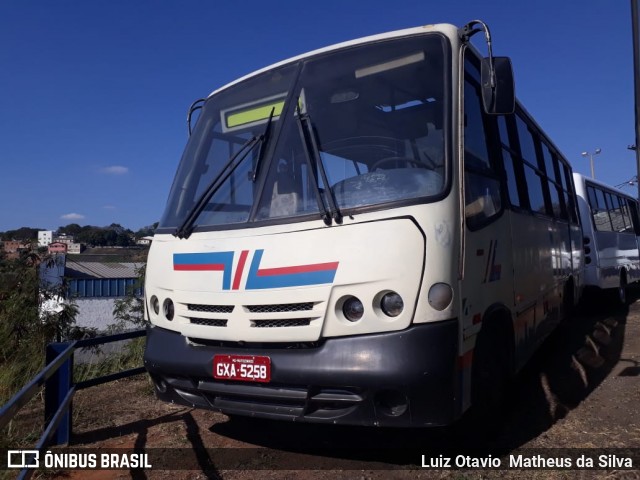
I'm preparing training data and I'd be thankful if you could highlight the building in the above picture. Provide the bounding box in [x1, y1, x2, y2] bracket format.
[48, 242, 68, 255]
[53, 234, 75, 245]
[2, 240, 31, 259]
[38, 230, 53, 247]
[136, 236, 153, 246]
[67, 243, 84, 254]
[65, 259, 144, 331]
[65, 260, 142, 298]
[38, 254, 144, 332]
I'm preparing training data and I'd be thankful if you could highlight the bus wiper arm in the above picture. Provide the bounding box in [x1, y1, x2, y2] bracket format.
[174, 134, 262, 239]
[252, 107, 276, 182]
[295, 106, 332, 225]
[298, 109, 343, 224]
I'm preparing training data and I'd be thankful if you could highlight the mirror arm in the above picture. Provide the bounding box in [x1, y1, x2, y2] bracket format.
[460, 20, 495, 88]
[187, 98, 207, 136]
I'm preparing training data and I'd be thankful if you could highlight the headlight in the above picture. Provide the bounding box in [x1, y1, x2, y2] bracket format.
[428, 283, 453, 311]
[342, 296, 364, 322]
[380, 292, 404, 317]
[163, 298, 175, 321]
[150, 295, 160, 315]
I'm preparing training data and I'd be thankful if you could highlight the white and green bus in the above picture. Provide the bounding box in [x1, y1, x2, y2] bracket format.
[144, 20, 583, 427]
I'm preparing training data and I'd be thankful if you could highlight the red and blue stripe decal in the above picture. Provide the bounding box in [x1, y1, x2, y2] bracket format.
[173, 249, 338, 290]
[173, 251, 234, 290]
[245, 249, 339, 290]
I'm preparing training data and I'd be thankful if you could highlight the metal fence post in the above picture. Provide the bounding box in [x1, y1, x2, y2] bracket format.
[44, 342, 73, 446]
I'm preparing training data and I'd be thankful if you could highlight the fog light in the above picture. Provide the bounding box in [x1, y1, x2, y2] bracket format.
[428, 283, 453, 311]
[380, 292, 404, 317]
[343, 296, 364, 322]
[163, 298, 175, 321]
[150, 295, 160, 315]
[375, 390, 408, 417]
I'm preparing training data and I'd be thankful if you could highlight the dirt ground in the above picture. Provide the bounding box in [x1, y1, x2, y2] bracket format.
[14, 288, 640, 479]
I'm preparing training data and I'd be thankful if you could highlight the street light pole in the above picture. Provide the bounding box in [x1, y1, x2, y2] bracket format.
[581, 148, 601, 179]
[631, 0, 640, 198]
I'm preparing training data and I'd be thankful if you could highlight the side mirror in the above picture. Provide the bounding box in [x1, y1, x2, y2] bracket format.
[481, 57, 515, 115]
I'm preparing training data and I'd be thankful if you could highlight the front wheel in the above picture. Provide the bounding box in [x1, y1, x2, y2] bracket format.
[468, 327, 511, 436]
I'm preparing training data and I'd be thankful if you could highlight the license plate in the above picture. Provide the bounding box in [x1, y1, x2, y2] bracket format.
[213, 354, 271, 383]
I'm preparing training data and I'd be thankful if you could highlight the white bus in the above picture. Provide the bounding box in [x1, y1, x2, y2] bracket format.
[144, 20, 583, 427]
[573, 172, 640, 304]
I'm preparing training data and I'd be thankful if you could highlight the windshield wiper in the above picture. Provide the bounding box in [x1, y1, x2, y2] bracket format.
[174, 135, 261, 239]
[252, 107, 276, 182]
[175, 108, 278, 239]
[296, 106, 343, 225]
[295, 106, 331, 225]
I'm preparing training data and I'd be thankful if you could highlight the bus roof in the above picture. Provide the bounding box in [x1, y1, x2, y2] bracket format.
[207, 23, 460, 99]
[573, 171, 638, 201]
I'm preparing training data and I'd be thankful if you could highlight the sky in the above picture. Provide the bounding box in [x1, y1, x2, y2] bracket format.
[0, 1, 637, 232]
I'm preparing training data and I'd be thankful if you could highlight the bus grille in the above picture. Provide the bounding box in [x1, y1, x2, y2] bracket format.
[245, 302, 314, 313]
[251, 319, 312, 328]
[190, 318, 228, 327]
[188, 304, 234, 313]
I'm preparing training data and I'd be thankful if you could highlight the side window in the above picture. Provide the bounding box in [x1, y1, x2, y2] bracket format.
[464, 56, 502, 230]
[628, 200, 640, 235]
[541, 144, 566, 219]
[498, 116, 524, 208]
[561, 164, 579, 224]
[464, 81, 491, 169]
[516, 116, 549, 216]
[620, 197, 634, 233]
[589, 186, 613, 232]
[607, 193, 625, 232]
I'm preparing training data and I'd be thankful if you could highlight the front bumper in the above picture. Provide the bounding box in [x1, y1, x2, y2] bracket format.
[144, 320, 460, 427]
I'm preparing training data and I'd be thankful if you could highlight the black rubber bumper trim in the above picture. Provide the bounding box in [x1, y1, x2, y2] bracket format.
[144, 320, 459, 427]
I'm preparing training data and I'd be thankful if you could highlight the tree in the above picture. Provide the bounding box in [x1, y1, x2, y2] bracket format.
[134, 223, 158, 239]
[58, 223, 82, 237]
[0, 227, 41, 242]
[111, 264, 148, 332]
[0, 249, 94, 403]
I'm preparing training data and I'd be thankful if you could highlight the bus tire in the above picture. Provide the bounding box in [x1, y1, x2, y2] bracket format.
[469, 323, 511, 436]
[562, 278, 575, 322]
[617, 271, 628, 306]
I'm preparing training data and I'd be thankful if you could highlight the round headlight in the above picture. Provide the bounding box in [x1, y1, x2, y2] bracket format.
[342, 296, 364, 322]
[163, 298, 175, 321]
[428, 283, 453, 311]
[380, 292, 404, 317]
[150, 295, 160, 315]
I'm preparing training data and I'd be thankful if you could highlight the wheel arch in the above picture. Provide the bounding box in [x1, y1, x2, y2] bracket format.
[477, 303, 516, 377]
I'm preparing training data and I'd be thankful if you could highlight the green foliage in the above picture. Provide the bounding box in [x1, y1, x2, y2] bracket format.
[111, 263, 148, 332]
[106, 264, 149, 374]
[134, 223, 158, 240]
[0, 249, 95, 404]
[0, 227, 42, 241]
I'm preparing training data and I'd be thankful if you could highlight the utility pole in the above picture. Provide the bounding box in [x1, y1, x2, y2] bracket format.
[631, 0, 640, 199]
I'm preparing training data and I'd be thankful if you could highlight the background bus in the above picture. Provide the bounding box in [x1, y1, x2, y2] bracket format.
[573, 172, 640, 304]
[144, 20, 582, 428]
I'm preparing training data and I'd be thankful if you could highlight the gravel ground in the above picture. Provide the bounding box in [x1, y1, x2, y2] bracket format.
[9, 288, 640, 480]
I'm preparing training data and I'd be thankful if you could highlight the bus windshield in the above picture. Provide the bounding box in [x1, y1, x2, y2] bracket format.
[159, 34, 448, 231]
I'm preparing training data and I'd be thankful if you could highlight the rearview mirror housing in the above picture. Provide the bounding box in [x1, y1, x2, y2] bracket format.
[481, 57, 515, 115]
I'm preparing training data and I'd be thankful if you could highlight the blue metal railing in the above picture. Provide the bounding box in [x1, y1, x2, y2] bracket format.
[0, 328, 147, 480]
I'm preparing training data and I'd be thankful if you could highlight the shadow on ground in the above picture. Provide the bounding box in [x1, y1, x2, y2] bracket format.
[66, 288, 635, 474]
[204, 287, 635, 468]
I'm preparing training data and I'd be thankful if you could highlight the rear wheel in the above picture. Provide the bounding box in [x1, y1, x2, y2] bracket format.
[617, 271, 628, 306]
